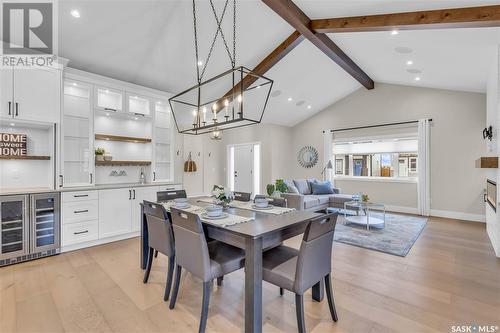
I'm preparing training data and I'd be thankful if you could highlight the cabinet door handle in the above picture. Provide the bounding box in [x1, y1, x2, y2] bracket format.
[90, 173, 93, 184]
[129, 189, 132, 200]
[153, 172, 156, 181]
[59, 175, 64, 187]
[104, 107, 117, 112]
[74, 194, 88, 198]
[8, 101, 11, 115]
[133, 189, 136, 200]
[74, 230, 89, 235]
[15, 102, 18, 116]
[74, 210, 89, 214]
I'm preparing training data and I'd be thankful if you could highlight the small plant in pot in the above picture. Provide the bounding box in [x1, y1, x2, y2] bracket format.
[266, 184, 275, 197]
[274, 179, 288, 197]
[211, 185, 234, 209]
[95, 147, 105, 161]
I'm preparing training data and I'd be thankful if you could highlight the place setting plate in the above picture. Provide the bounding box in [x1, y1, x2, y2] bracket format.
[251, 204, 275, 210]
[201, 212, 229, 220]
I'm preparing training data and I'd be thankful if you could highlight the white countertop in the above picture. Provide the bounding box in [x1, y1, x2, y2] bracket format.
[0, 182, 182, 196]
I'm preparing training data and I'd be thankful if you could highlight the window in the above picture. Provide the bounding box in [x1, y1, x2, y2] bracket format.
[333, 137, 418, 181]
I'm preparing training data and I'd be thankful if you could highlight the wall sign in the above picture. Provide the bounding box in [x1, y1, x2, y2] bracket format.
[0, 133, 27, 156]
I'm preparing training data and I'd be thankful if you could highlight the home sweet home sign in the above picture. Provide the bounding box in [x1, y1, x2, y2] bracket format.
[0, 133, 27, 156]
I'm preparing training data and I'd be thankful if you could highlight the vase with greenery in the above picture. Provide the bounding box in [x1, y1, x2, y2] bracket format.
[275, 179, 288, 194]
[95, 147, 105, 161]
[266, 184, 275, 197]
[211, 185, 234, 208]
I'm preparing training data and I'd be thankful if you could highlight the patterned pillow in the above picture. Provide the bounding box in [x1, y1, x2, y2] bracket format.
[293, 179, 311, 195]
[284, 180, 299, 194]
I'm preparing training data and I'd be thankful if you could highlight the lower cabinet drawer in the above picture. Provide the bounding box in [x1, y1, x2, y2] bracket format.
[62, 220, 98, 246]
[63, 200, 98, 224]
[158, 184, 182, 191]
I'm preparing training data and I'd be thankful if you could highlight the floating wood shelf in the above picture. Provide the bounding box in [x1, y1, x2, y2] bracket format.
[95, 134, 152, 143]
[0, 155, 50, 160]
[475, 157, 498, 168]
[95, 160, 151, 166]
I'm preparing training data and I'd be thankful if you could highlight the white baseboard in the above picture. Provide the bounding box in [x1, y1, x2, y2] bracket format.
[430, 209, 486, 223]
[384, 205, 419, 215]
[61, 231, 140, 253]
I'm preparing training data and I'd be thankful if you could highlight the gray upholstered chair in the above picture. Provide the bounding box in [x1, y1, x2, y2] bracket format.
[233, 191, 251, 202]
[142, 200, 176, 302]
[262, 213, 339, 333]
[157, 189, 187, 202]
[169, 208, 246, 333]
[254, 194, 287, 207]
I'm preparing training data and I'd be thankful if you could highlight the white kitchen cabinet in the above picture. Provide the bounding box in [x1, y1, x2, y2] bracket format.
[61, 80, 94, 187]
[98, 188, 132, 238]
[127, 93, 151, 116]
[153, 100, 173, 182]
[95, 87, 123, 113]
[130, 186, 158, 232]
[11, 67, 61, 123]
[0, 69, 14, 119]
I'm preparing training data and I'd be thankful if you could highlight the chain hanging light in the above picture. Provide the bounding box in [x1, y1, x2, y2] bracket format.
[169, 0, 273, 139]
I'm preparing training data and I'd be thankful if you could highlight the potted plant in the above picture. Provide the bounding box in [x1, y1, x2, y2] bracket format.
[95, 147, 105, 161]
[274, 179, 288, 197]
[266, 184, 275, 197]
[362, 194, 370, 203]
[211, 185, 234, 209]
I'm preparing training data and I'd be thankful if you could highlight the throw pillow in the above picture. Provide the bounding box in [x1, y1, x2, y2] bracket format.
[307, 178, 318, 193]
[284, 180, 300, 194]
[311, 180, 334, 195]
[293, 179, 311, 195]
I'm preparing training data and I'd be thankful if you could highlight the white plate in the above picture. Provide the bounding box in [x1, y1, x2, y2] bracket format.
[173, 204, 190, 209]
[201, 212, 229, 220]
[252, 204, 274, 210]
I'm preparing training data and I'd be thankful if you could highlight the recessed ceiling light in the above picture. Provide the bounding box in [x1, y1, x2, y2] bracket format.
[197, 60, 203, 67]
[9, 123, 15, 126]
[72, 82, 77, 86]
[287, 97, 292, 102]
[70, 10, 80, 18]
[391, 29, 399, 35]
[105, 112, 110, 116]
[406, 60, 413, 65]
[307, 105, 311, 109]
[134, 117, 139, 120]
[415, 77, 421, 81]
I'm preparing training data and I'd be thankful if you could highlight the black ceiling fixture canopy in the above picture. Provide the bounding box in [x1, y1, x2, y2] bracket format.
[169, 0, 273, 139]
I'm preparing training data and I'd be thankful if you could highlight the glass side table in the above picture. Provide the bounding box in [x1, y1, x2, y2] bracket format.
[343, 201, 386, 230]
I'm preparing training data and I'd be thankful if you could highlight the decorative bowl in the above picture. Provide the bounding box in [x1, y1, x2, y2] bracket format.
[103, 154, 113, 161]
[254, 198, 269, 208]
[206, 205, 223, 217]
[173, 198, 189, 207]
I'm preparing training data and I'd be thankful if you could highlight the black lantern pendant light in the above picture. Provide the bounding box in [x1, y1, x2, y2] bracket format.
[169, 0, 273, 138]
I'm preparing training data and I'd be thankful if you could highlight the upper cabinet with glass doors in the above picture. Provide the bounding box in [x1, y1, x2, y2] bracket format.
[95, 87, 124, 113]
[127, 93, 151, 117]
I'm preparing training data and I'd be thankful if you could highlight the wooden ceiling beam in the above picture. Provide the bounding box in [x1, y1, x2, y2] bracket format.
[310, 5, 500, 33]
[262, 0, 374, 89]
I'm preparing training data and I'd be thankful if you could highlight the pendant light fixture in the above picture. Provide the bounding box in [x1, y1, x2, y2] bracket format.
[169, 0, 273, 139]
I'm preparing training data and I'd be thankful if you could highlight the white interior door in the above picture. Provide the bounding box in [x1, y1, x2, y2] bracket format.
[233, 144, 254, 193]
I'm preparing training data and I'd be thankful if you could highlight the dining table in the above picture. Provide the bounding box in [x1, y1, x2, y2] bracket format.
[139, 197, 324, 333]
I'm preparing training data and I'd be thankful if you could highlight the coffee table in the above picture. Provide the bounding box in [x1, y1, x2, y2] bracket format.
[343, 201, 386, 230]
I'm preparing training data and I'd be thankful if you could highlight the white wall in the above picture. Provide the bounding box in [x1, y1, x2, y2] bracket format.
[289, 83, 488, 220]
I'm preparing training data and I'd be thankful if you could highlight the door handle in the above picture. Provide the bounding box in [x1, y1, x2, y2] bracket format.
[133, 189, 136, 200]
[129, 189, 132, 200]
[8, 101, 11, 115]
[15, 102, 18, 116]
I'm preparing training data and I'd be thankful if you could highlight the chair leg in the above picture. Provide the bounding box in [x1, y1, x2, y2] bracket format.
[295, 294, 306, 333]
[143, 247, 154, 283]
[216, 276, 223, 286]
[169, 265, 182, 309]
[279, 287, 284, 296]
[164, 255, 175, 301]
[154, 250, 158, 258]
[324, 274, 338, 322]
[199, 281, 211, 333]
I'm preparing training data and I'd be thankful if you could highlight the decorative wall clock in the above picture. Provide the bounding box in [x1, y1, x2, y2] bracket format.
[297, 146, 319, 168]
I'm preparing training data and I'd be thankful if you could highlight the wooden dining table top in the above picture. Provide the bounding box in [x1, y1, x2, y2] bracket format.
[181, 197, 323, 239]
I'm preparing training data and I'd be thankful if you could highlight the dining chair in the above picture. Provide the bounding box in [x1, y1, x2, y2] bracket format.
[261, 213, 338, 333]
[233, 191, 251, 202]
[142, 200, 176, 302]
[157, 189, 187, 202]
[254, 194, 287, 207]
[168, 208, 246, 333]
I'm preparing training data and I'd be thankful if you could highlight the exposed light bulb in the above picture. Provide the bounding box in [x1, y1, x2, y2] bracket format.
[197, 60, 203, 67]
[237, 95, 242, 103]
[224, 99, 229, 107]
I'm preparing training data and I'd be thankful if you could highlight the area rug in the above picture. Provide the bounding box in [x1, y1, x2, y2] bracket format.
[333, 212, 427, 257]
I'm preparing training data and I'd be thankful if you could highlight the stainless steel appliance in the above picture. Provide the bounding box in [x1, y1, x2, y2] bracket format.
[0, 192, 60, 266]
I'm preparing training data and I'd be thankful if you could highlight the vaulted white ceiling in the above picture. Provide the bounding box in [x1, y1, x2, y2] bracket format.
[59, 0, 500, 126]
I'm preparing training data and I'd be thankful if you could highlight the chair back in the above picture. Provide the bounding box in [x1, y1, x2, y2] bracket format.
[234, 191, 251, 202]
[294, 213, 337, 293]
[157, 190, 187, 202]
[170, 208, 212, 282]
[143, 200, 174, 257]
[254, 195, 287, 208]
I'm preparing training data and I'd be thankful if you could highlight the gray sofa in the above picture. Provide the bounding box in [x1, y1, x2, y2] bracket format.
[281, 179, 354, 212]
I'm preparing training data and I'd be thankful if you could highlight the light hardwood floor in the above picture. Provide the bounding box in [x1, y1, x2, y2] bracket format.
[1, 216, 499, 333]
